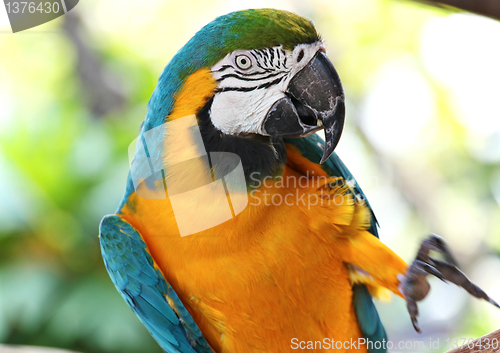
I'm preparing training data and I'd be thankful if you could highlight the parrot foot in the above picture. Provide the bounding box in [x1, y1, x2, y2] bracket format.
[399, 234, 500, 333]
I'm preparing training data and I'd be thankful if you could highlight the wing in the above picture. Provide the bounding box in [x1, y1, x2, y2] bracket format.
[284, 134, 387, 353]
[99, 215, 212, 353]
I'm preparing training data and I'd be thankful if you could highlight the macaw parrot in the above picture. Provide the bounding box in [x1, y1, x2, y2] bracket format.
[99, 8, 499, 353]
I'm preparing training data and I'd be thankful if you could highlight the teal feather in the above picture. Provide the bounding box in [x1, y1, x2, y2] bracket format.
[99, 215, 212, 353]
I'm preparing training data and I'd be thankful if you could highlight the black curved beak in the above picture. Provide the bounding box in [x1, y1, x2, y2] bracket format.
[262, 51, 345, 164]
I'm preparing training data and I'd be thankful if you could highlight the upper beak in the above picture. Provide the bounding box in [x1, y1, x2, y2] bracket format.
[262, 51, 345, 164]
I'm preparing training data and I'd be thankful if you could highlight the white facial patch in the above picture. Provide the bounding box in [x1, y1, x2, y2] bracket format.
[209, 41, 325, 135]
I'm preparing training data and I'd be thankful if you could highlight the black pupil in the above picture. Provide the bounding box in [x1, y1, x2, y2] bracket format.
[297, 50, 304, 63]
[240, 58, 247, 66]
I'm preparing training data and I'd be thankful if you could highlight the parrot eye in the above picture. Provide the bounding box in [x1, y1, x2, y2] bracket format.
[235, 55, 252, 70]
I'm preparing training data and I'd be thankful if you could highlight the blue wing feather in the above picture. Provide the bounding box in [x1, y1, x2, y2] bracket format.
[99, 215, 212, 353]
[285, 134, 387, 353]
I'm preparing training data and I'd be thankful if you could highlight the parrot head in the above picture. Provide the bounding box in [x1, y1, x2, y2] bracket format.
[144, 9, 345, 180]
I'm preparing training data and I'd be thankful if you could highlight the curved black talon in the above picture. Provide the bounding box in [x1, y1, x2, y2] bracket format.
[417, 260, 446, 282]
[411, 314, 421, 333]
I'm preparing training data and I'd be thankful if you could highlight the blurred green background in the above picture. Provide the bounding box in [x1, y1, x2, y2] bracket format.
[0, 0, 499, 352]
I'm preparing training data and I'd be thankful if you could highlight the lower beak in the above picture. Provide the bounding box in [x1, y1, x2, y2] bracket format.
[262, 51, 345, 164]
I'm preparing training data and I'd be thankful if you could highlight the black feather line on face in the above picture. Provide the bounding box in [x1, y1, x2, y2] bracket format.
[196, 97, 287, 187]
[214, 76, 285, 93]
[216, 65, 233, 72]
[269, 48, 275, 64]
[217, 71, 283, 82]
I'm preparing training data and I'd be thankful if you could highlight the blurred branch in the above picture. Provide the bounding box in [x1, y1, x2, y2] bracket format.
[61, 11, 126, 117]
[0, 346, 80, 353]
[410, 0, 500, 21]
[446, 329, 500, 353]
